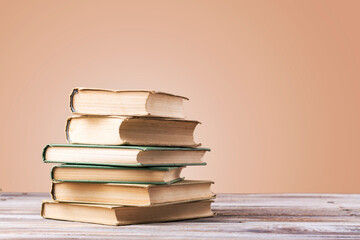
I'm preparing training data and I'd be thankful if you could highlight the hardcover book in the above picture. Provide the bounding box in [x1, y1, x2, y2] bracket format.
[51, 165, 184, 185]
[42, 200, 214, 226]
[51, 180, 215, 206]
[70, 88, 188, 118]
[66, 116, 200, 147]
[43, 144, 209, 167]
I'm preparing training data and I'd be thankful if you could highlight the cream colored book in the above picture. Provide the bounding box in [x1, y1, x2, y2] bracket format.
[42, 200, 214, 226]
[70, 88, 188, 118]
[51, 180, 215, 206]
[66, 116, 200, 147]
[43, 144, 209, 167]
[51, 165, 184, 185]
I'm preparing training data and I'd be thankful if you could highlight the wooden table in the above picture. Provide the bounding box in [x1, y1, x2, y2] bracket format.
[1, 193, 360, 239]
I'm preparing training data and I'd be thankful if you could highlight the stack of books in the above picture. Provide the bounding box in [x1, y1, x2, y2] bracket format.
[41, 88, 215, 226]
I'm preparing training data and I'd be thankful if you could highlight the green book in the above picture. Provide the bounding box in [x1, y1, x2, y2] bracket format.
[43, 144, 210, 167]
[51, 164, 184, 185]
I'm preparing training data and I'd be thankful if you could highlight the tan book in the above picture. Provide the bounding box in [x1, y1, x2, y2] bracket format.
[43, 144, 209, 167]
[70, 88, 188, 118]
[66, 116, 200, 147]
[51, 180, 215, 206]
[42, 200, 214, 226]
[51, 165, 184, 185]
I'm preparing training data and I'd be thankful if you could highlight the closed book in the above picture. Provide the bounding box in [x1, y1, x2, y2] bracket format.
[51, 180, 215, 206]
[70, 88, 188, 118]
[51, 165, 184, 185]
[42, 200, 214, 226]
[66, 116, 200, 147]
[43, 144, 209, 167]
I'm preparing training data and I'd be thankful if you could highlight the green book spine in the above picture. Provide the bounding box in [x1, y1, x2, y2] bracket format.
[53, 164, 181, 171]
[44, 143, 211, 151]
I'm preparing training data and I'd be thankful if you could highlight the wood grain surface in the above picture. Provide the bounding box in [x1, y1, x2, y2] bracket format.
[1, 193, 360, 239]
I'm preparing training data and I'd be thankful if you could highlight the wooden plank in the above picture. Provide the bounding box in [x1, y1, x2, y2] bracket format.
[1, 193, 360, 239]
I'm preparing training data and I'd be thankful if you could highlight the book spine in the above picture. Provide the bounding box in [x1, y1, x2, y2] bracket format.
[69, 88, 78, 113]
[42, 145, 51, 162]
[50, 182, 56, 200]
[65, 118, 72, 143]
[50, 166, 57, 181]
[40, 202, 46, 217]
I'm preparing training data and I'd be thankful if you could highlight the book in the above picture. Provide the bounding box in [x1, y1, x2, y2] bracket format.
[51, 165, 184, 185]
[70, 88, 188, 118]
[66, 116, 200, 147]
[42, 200, 214, 226]
[43, 144, 209, 167]
[51, 180, 214, 206]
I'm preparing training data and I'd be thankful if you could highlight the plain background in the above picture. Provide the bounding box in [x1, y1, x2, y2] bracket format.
[1, 0, 360, 193]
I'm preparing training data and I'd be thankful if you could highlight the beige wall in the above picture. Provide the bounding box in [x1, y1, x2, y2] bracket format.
[1, 0, 360, 193]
